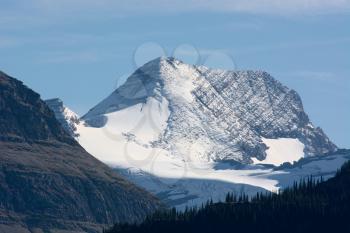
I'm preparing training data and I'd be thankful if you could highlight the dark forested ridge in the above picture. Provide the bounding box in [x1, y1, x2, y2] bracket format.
[106, 156, 350, 233]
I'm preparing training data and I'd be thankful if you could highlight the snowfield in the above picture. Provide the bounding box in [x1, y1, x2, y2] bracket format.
[252, 138, 305, 166]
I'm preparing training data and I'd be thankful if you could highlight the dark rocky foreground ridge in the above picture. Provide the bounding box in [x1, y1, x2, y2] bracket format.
[0, 71, 162, 233]
[0, 71, 74, 144]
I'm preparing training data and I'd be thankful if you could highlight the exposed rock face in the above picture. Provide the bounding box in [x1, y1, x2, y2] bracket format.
[45, 98, 80, 137]
[0, 71, 162, 233]
[192, 68, 336, 161]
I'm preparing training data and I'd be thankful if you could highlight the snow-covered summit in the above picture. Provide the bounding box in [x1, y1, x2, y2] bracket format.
[81, 57, 336, 164]
[83, 57, 191, 120]
[45, 98, 80, 137]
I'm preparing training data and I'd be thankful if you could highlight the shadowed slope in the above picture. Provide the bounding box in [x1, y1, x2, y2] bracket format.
[0, 71, 162, 233]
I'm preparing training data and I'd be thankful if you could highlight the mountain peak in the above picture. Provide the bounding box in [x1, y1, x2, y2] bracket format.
[139, 56, 191, 76]
[80, 58, 336, 164]
[145, 56, 183, 65]
[82, 57, 192, 121]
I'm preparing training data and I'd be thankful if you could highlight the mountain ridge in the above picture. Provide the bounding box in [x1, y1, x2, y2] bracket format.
[0, 72, 75, 144]
[0, 70, 162, 233]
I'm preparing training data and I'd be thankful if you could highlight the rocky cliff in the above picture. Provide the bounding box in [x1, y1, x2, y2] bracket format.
[0, 71, 162, 233]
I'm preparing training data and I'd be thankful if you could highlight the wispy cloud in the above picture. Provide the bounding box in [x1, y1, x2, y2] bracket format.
[1, 1, 349, 40]
[36, 0, 350, 14]
[1, 0, 350, 21]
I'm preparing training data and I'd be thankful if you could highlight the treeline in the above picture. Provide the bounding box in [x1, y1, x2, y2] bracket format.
[105, 160, 350, 233]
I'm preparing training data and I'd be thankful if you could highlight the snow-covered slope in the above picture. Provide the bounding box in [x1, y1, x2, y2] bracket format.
[252, 138, 305, 166]
[53, 57, 343, 208]
[46, 98, 80, 137]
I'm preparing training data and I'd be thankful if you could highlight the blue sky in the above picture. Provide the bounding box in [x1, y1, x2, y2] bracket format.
[0, 0, 349, 148]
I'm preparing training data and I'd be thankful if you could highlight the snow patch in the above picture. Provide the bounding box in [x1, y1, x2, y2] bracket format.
[103, 97, 170, 144]
[252, 138, 305, 166]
